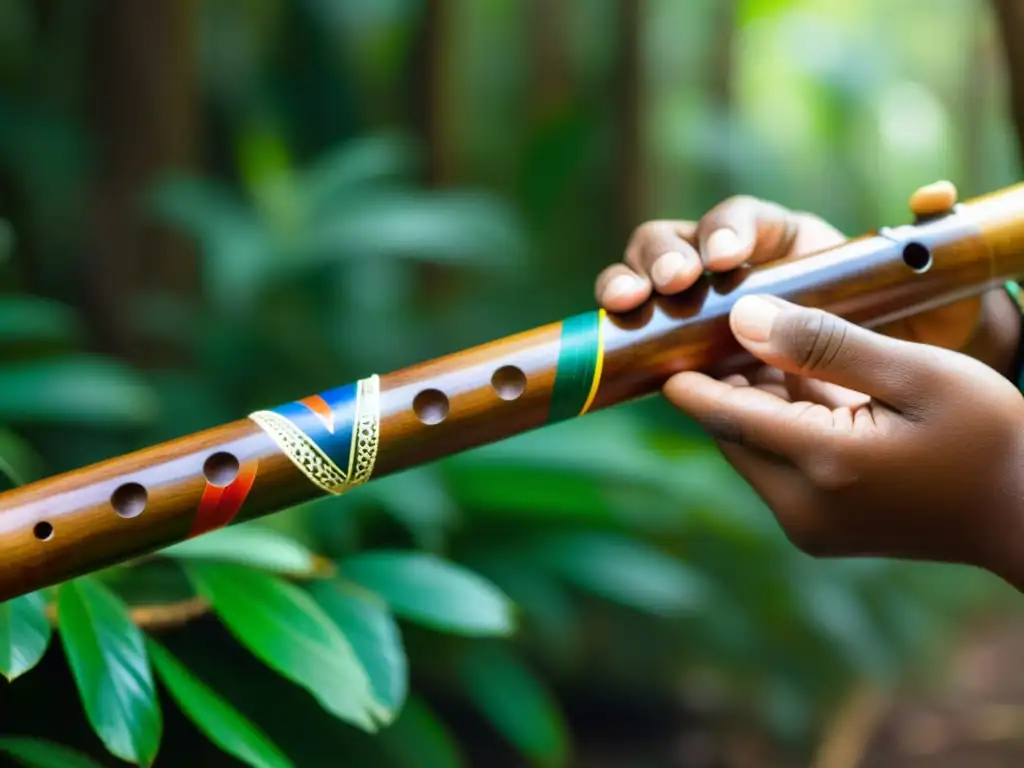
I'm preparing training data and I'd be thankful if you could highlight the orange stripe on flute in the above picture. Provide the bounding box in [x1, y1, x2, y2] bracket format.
[189, 460, 259, 538]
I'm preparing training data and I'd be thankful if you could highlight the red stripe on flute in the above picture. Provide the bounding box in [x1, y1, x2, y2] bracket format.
[188, 460, 259, 538]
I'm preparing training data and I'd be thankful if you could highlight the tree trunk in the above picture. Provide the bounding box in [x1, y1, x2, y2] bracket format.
[85, 0, 200, 364]
[614, 0, 644, 246]
[992, 0, 1024, 168]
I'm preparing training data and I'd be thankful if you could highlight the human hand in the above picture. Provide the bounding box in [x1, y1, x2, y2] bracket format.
[660, 295, 1024, 587]
[594, 183, 1024, 586]
[594, 180, 1016, 358]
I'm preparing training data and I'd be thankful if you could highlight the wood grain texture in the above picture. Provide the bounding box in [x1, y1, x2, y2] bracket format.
[3, 183, 1024, 601]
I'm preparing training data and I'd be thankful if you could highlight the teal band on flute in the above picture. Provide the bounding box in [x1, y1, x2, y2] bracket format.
[547, 308, 606, 423]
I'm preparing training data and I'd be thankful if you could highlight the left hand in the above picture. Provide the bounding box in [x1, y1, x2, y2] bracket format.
[594, 180, 1006, 353]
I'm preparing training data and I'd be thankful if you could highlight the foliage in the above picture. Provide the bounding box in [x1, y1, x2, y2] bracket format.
[0, 0, 1019, 765]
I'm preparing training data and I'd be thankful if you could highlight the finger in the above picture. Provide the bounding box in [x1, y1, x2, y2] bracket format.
[694, 196, 846, 271]
[728, 294, 952, 412]
[624, 220, 704, 294]
[595, 263, 651, 312]
[783, 373, 871, 410]
[750, 367, 869, 409]
[663, 370, 850, 464]
[909, 180, 958, 218]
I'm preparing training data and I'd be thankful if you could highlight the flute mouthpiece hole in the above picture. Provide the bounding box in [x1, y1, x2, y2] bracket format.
[413, 388, 449, 425]
[204, 451, 240, 487]
[33, 521, 53, 541]
[111, 482, 148, 519]
[491, 365, 527, 401]
[902, 241, 932, 272]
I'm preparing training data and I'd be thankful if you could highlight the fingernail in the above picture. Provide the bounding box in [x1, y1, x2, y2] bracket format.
[732, 295, 778, 342]
[604, 274, 643, 303]
[704, 228, 744, 264]
[651, 251, 690, 289]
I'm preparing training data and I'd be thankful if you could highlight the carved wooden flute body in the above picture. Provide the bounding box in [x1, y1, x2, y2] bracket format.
[3, 185, 1024, 601]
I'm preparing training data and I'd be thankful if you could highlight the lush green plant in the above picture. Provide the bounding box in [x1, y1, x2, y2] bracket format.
[1, 0, 1020, 765]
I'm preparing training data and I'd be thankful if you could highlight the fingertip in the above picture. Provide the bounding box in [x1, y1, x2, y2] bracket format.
[701, 227, 753, 270]
[651, 250, 704, 293]
[600, 273, 650, 311]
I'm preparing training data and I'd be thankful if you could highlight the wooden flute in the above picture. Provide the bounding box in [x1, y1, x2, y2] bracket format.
[3, 184, 1024, 602]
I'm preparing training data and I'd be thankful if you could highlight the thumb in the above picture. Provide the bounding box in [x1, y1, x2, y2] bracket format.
[728, 295, 947, 410]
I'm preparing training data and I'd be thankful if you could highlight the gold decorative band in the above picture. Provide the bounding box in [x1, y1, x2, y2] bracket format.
[249, 374, 381, 495]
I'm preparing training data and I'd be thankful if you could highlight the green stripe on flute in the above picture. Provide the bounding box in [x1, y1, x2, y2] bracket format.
[547, 308, 606, 423]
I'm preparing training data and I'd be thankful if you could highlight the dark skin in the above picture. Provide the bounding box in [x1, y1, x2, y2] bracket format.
[595, 181, 1024, 592]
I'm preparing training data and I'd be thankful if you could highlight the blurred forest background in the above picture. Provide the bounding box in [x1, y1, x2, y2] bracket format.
[3, 1, 1024, 767]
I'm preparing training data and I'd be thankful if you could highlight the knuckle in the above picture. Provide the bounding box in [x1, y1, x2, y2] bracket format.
[783, 309, 847, 373]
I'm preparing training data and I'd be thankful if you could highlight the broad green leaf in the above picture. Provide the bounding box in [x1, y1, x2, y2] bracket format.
[528, 533, 710, 616]
[0, 737, 105, 768]
[57, 578, 162, 766]
[300, 133, 418, 216]
[298, 191, 524, 269]
[185, 563, 386, 731]
[378, 696, 465, 768]
[146, 638, 295, 768]
[0, 591, 51, 680]
[307, 579, 408, 712]
[163, 525, 333, 577]
[341, 551, 515, 636]
[0, 356, 158, 426]
[458, 645, 568, 767]
[0, 427, 46, 487]
[0, 295, 82, 350]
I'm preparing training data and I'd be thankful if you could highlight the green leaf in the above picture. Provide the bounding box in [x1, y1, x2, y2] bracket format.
[458, 645, 569, 767]
[0, 295, 82, 351]
[341, 551, 515, 637]
[528, 532, 710, 616]
[185, 563, 386, 731]
[298, 191, 524, 269]
[378, 697, 465, 768]
[146, 638, 295, 768]
[0, 356, 159, 426]
[163, 525, 334, 577]
[300, 132, 418, 217]
[0, 592, 51, 681]
[0, 427, 46, 487]
[0, 737, 105, 768]
[57, 578, 162, 766]
[307, 579, 408, 711]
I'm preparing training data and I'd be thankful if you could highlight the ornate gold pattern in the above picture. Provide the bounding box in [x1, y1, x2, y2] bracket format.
[249, 374, 382, 495]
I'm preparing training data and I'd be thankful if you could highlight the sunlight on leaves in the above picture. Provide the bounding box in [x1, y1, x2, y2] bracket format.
[307, 579, 408, 712]
[185, 563, 388, 731]
[0, 592, 51, 681]
[163, 525, 334, 578]
[341, 551, 516, 637]
[57, 578, 163, 766]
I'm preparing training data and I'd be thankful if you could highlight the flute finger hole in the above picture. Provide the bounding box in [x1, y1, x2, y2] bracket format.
[204, 451, 240, 487]
[111, 482, 148, 519]
[33, 521, 53, 541]
[414, 389, 449, 425]
[902, 241, 932, 273]
[491, 365, 526, 401]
